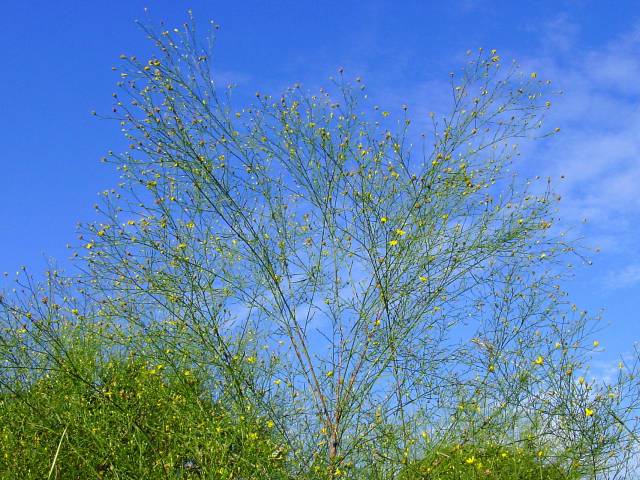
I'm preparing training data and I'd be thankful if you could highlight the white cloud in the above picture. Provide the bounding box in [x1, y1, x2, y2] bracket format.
[536, 13, 581, 55]
[523, 19, 640, 257]
[605, 264, 640, 289]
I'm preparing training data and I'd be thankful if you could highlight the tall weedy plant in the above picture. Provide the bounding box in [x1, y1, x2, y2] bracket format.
[2, 16, 639, 479]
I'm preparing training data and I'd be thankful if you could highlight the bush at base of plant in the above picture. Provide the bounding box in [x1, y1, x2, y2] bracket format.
[0, 350, 289, 479]
[398, 443, 577, 480]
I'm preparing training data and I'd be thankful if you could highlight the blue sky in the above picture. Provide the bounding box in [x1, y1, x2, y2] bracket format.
[1, 1, 639, 376]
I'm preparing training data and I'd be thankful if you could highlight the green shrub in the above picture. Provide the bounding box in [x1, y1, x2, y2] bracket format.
[0, 351, 288, 479]
[399, 443, 577, 480]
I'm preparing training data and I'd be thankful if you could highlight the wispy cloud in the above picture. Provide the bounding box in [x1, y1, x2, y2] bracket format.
[523, 18, 640, 261]
[605, 263, 640, 290]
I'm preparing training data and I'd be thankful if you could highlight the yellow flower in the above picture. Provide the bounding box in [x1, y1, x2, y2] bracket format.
[585, 408, 594, 417]
[389, 239, 398, 246]
[534, 356, 544, 366]
[380, 216, 388, 223]
[326, 370, 334, 378]
[246, 356, 256, 364]
[419, 276, 428, 282]
[395, 228, 406, 236]
[531, 72, 537, 79]
[465, 456, 476, 464]
[593, 340, 600, 347]
[578, 376, 585, 385]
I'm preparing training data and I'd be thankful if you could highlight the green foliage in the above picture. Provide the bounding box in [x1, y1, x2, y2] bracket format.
[399, 443, 576, 480]
[0, 348, 288, 479]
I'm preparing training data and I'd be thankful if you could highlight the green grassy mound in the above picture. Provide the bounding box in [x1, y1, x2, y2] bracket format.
[399, 443, 577, 480]
[0, 353, 288, 479]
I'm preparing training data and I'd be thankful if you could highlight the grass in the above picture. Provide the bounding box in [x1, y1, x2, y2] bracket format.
[0, 348, 289, 479]
[1, 347, 582, 479]
[398, 443, 577, 480]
